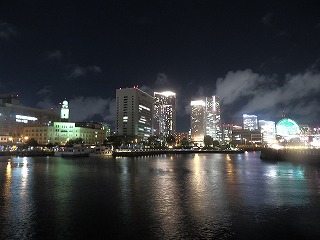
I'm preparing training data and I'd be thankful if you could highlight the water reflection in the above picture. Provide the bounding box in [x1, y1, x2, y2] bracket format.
[1, 153, 320, 239]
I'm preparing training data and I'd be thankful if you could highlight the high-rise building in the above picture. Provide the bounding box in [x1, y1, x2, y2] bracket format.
[205, 96, 222, 141]
[222, 124, 242, 143]
[190, 100, 205, 143]
[258, 120, 275, 145]
[116, 87, 153, 140]
[243, 114, 258, 131]
[153, 91, 176, 136]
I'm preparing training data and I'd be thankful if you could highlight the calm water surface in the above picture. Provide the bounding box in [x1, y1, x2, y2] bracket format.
[1, 152, 320, 239]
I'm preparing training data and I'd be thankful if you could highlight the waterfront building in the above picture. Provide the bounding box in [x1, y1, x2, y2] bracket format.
[22, 100, 106, 145]
[243, 114, 258, 131]
[222, 124, 242, 144]
[231, 129, 262, 146]
[258, 120, 276, 145]
[103, 123, 111, 137]
[116, 87, 153, 140]
[22, 122, 106, 145]
[173, 132, 189, 145]
[276, 118, 300, 138]
[205, 96, 222, 141]
[0, 93, 59, 143]
[190, 100, 205, 144]
[153, 91, 176, 136]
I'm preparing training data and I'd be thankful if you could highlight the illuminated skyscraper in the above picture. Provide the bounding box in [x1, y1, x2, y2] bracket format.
[243, 114, 258, 131]
[258, 120, 275, 145]
[153, 91, 176, 136]
[205, 96, 222, 141]
[190, 100, 205, 143]
[116, 87, 153, 140]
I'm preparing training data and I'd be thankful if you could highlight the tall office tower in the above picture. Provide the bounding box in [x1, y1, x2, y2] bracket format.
[205, 96, 222, 141]
[116, 87, 153, 140]
[153, 91, 176, 136]
[190, 100, 205, 143]
[243, 114, 258, 131]
[258, 120, 275, 145]
[60, 100, 69, 122]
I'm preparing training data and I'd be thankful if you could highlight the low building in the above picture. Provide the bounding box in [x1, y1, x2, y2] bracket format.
[231, 129, 262, 147]
[23, 122, 106, 145]
[0, 93, 60, 142]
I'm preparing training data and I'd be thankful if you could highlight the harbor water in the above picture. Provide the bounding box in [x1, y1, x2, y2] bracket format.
[1, 152, 320, 239]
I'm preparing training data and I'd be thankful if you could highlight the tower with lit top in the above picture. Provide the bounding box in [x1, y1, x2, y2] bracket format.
[153, 91, 176, 136]
[60, 100, 69, 122]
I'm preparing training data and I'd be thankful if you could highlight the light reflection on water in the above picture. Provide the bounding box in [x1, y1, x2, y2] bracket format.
[1, 153, 320, 239]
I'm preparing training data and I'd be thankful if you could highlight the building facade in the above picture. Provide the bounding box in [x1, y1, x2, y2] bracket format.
[243, 114, 258, 131]
[232, 129, 262, 146]
[116, 87, 153, 140]
[222, 124, 242, 144]
[205, 96, 222, 141]
[190, 100, 206, 143]
[0, 94, 60, 143]
[258, 120, 276, 145]
[22, 122, 106, 145]
[153, 91, 176, 136]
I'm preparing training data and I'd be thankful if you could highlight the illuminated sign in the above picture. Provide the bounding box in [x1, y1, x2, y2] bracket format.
[16, 115, 38, 123]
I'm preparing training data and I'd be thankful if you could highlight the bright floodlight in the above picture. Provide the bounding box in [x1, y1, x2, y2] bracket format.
[191, 100, 205, 106]
[154, 91, 176, 97]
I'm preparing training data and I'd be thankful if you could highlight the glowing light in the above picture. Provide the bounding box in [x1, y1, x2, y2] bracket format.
[276, 118, 300, 136]
[191, 100, 205, 106]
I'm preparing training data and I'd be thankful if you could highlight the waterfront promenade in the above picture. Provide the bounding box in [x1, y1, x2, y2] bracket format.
[112, 149, 244, 157]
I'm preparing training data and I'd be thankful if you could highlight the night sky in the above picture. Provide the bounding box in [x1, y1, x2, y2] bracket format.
[1, 0, 320, 131]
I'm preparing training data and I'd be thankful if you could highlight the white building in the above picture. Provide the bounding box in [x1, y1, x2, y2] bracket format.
[60, 100, 70, 121]
[190, 100, 205, 143]
[205, 96, 222, 141]
[258, 120, 275, 145]
[154, 91, 176, 136]
[243, 114, 258, 131]
[116, 87, 153, 140]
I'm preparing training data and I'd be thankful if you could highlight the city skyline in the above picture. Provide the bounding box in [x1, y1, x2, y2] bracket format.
[1, 1, 320, 131]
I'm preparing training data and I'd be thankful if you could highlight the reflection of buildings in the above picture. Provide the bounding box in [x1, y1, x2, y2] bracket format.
[0, 94, 59, 143]
[116, 87, 153, 140]
[190, 100, 205, 143]
[243, 114, 258, 131]
[258, 120, 276, 145]
[153, 91, 176, 136]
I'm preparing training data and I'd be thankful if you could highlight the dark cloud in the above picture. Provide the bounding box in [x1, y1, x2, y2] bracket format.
[46, 50, 62, 60]
[155, 73, 169, 86]
[0, 22, 17, 40]
[67, 65, 101, 78]
[37, 86, 53, 96]
[69, 96, 112, 122]
[262, 12, 273, 26]
[215, 69, 320, 122]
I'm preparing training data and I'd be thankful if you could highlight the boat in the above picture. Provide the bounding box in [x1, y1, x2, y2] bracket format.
[54, 146, 90, 157]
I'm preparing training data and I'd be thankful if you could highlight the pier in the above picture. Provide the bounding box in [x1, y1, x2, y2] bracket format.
[260, 147, 320, 164]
